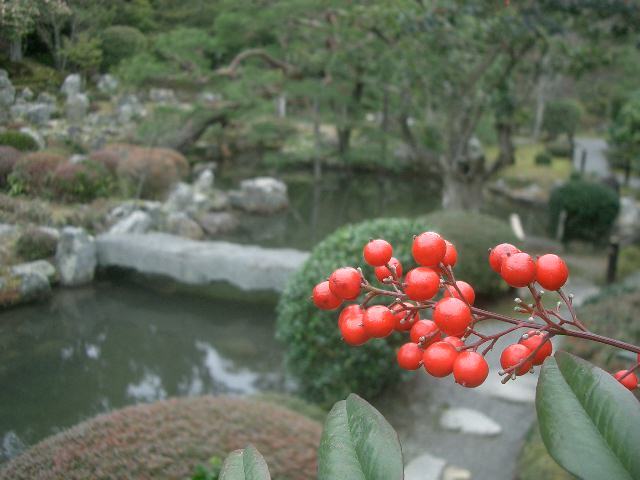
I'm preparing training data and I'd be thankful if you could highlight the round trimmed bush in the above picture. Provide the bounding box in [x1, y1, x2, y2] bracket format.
[535, 151, 552, 166]
[0, 396, 321, 480]
[15, 227, 58, 261]
[0, 146, 22, 188]
[0, 131, 39, 152]
[50, 160, 114, 202]
[101, 25, 147, 69]
[549, 179, 620, 245]
[276, 211, 517, 406]
[8, 152, 66, 196]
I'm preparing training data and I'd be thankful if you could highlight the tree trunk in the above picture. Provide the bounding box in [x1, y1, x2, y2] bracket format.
[337, 127, 351, 156]
[9, 37, 23, 62]
[441, 171, 484, 212]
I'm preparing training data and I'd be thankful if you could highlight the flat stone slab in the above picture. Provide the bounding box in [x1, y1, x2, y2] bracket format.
[404, 452, 446, 480]
[11, 260, 56, 282]
[440, 407, 502, 436]
[96, 233, 309, 292]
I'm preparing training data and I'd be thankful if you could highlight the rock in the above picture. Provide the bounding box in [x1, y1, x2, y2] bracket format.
[0, 223, 18, 238]
[0, 270, 51, 308]
[477, 371, 537, 403]
[229, 177, 289, 214]
[192, 161, 217, 179]
[149, 88, 176, 103]
[197, 91, 222, 103]
[97, 74, 119, 95]
[96, 232, 309, 292]
[404, 453, 446, 480]
[108, 210, 152, 234]
[19, 127, 45, 149]
[442, 466, 472, 480]
[165, 212, 204, 240]
[197, 212, 239, 236]
[70, 154, 88, 164]
[117, 94, 145, 123]
[11, 260, 57, 283]
[37, 92, 57, 105]
[193, 169, 214, 194]
[61, 73, 82, 97]
[24, 102, 55, 126]
[107, 201, 162, 226]
[55, 227, 97, 286]
[0, 69, 15, 108]
[616, 196, 640, 242]
[65, 93, 89, 124]
[209, 189, 230, 211]
[164, 182, 194, 213]
[19, 87, 34, 101]
[440, 408, 502, 436]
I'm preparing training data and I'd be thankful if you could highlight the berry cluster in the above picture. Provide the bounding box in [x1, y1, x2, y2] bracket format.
[312, 233, 640, 390]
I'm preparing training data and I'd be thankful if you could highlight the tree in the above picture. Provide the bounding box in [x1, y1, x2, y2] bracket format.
[610, 91, 640, 184]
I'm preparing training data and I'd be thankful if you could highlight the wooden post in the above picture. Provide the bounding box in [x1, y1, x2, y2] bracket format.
[606, 236, 619, 284]
[580, 149, 587, 175]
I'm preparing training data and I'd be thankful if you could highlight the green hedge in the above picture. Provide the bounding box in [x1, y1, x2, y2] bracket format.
[101, 25, 147, 70]
[0, 131, 39, 152]
[276, 211, 517, 406]
[549, 179, 620, 244]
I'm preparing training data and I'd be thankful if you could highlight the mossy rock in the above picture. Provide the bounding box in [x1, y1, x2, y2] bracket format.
[0, 396, 321, 480]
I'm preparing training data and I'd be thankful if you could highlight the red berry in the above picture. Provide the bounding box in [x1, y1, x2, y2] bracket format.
[390, 302, 419, 331]
[453, 351, 489, 388]
[338, 304, 364, 330]
[519, 330, 553, 365]
[535, 254, 569, 291]
[409, 319, 439, 345]
[443, 280, 475, 305]
[412, 232, 447, 266]
[423, 341, 459, 377]
[363, 239, 393, 267]
[433, 297, 472, 337]
[500, 344, 533, 376]
[404, 267, 441, 301]
[442, 240, 458, 267]
[329, 267, 361, 300]
[340, 314, 369, 346]
[397, 343, 424, 370]
[614, 370, 638, 390]
[375, 257, 403, 282]
[489, 243, 520, 273]
[312, 281, 342, 310]
[363, 305, 395, 338]
[443, 336, 465, 350]
[500, 252, 536, 288]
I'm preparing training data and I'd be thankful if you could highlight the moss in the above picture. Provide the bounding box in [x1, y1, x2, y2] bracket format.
[0, 396, 321, 480]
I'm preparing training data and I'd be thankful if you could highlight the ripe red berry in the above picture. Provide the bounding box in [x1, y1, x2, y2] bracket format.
[363, 239, 393, 267]
[443, 280, 475, 305]
[375, 257, 403, 282]
[442, 240, 458, 267]
[500, 343, 533, 376]
[442, 336, 464, 350]
[363, 305, 395, 338]
[410, 319, 439, 345]
[312, 281, 342, 310]
[412, 232, 447, 266]
[423, 341, 459, 377]
[453, 351, 489, 388]
[397, 343, 424, 370]
[338, 304, 364, 330]
[404, 267, 441, 301]
[340, 314, 369, 346]
[535, 254, 569, 291]
[329, 267, 361, 300]
[489, 243, 520, 273]
[519, 330, 553, 365]
[433, 297, 472, 337]
[390, 302, 419, 331]
[500, 252, 536, 288]
[614, 370, 639, 390]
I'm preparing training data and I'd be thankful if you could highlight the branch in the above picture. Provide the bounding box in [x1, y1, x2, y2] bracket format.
[214, 48, 300, 78]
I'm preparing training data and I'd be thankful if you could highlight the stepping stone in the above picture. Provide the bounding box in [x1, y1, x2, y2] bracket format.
[404, 452, 446, 480]
[440, 407, 502, 436]
[443, 465, 472, 480]
[477, 371, 537, 404]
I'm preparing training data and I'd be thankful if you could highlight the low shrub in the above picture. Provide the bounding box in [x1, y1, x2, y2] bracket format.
[0, 396, 321, 480]
[549, 179, 620, 244]
[276, 211, 517, 406]
[534, 151, 552, 166]
[0, 146, 22, 188]
[88, 149, 120, 174]
[49, 160, 114, 202]
[101, 25, 147, 70]
[8, 152, 66, 196]
[0, 131, 39, 152]
[15, 227, 58, 261]
[544, 138, 573, 159]
[543, 99, 583, 142]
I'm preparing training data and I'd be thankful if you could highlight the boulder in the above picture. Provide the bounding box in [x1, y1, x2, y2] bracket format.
[193, 169, 214, 194]
[37, 92, 57, 105]
[117, 94, 145, 123]
[149, 88, 176, 103]
[0, 269, 51, 308]
[65, 93, 89, 124]
[55, 227, 97, 286]
[18, 87, 34, 101]
[11, 260, 57, 283]
[106, 201, 162, 226]
[97, 74, 119, 95]
[24, 102, 55, 126]
[60, 73, 82, 97]
[197, 212, 239, 236]
[165, 212, 204, 240]
[229, 177, 289, 214]
[0, 69, 15, 108]
[163, 182, 194, 213]
[108, 210, 152, 234]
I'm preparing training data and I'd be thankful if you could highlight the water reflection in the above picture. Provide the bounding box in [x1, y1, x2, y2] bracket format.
[0, 280, 285, 462]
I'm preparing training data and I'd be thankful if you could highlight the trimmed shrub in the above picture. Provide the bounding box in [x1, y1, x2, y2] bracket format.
[543, 99, 583, 142]
[549, 179, 620, 244]
[544, 138, 573, 159]
[8, 152, 66, 196]
[101, 25, 147, 69]
[49, 160, 114, 202]
[15, 227, 58, 261]
[88, 149, 120, 174]
[0, 396, 321, 480]
[276, 211, 517, 406]
[534, 151, 552, 166]
[0, 131, 39, 152]
[0, 146, 22, 188]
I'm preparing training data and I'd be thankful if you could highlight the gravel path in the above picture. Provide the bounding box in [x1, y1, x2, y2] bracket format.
[573, 137, 610, 178]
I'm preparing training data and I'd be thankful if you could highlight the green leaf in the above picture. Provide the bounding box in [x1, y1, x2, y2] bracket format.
[219, 445, 271, 480]
[318, 393, 403, 480]
[536, 351, 640, 480]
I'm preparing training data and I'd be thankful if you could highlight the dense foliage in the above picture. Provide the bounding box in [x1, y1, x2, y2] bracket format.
[276, 211, 516, 406]
[15, 226, 58, 261]
[609, 90, 640, 179]
[100, 25, 147, 69]
[0, 131, 39, 152]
